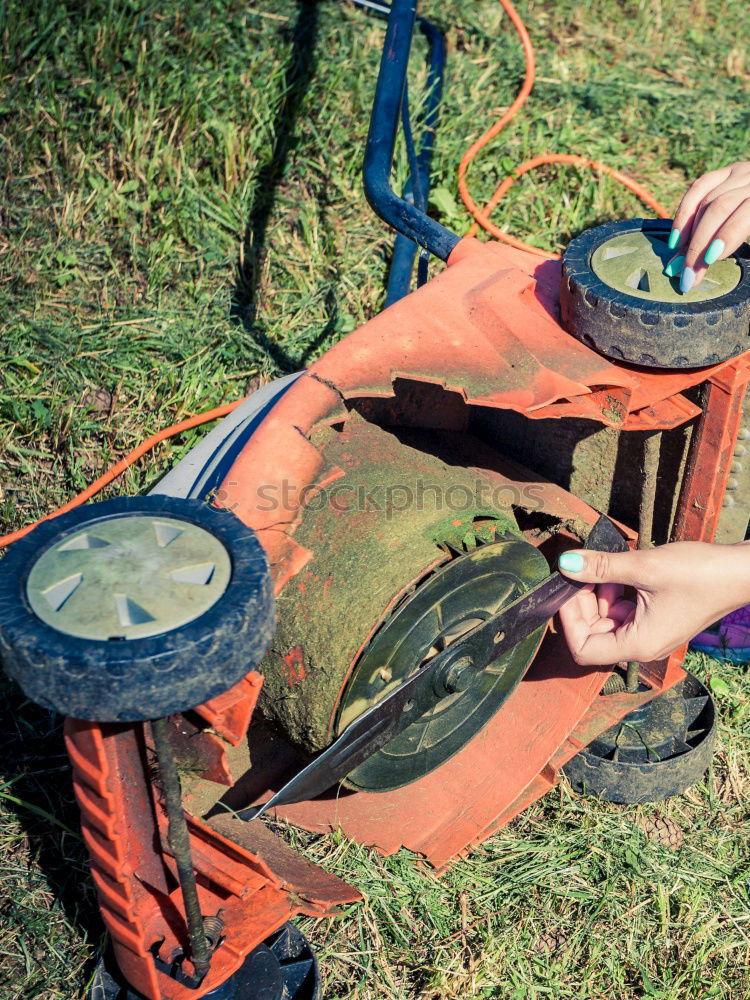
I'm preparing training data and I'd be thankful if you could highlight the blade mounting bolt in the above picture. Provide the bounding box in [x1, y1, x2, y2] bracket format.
[444, 655, 475, 694]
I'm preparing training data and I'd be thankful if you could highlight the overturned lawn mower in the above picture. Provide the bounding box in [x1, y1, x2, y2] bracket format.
[3, 2, 750, 999]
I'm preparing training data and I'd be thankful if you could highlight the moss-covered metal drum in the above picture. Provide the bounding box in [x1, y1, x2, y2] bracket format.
[258, 418, 549, 791]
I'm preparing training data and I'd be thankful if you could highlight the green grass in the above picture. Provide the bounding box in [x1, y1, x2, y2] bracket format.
[1, 0, 750, 997]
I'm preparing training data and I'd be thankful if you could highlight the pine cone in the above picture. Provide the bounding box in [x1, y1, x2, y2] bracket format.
[535, 928, 569, 954]
[638, 813, 684, 850]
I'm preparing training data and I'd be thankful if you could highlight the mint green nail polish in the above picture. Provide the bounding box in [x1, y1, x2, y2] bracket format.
[559, 551, 585, 573]
[704, 238, 724, 265]
[664, 254, 685, 277]
[668, 228, 680, 250]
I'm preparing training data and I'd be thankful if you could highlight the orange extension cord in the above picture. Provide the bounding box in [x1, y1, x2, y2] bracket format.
[0, 0, 669, 549]
[459, 0, 668, 258]
[0, 401, 243, 547]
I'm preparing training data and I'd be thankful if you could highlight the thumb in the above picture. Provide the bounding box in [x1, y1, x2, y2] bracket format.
[558, 547, 642, 587]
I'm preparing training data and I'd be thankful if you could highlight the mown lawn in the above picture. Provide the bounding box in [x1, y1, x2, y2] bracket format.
[1, 0, 750, 997]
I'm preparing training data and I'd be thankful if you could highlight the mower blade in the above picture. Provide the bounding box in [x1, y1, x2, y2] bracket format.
[240, 515, 628, 819]
[237, 659, 437, 820]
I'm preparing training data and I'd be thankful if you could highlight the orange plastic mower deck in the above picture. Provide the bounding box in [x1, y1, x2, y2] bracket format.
[68, 236, 750, 998]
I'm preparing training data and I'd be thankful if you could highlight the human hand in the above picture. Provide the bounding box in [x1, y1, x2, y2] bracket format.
[556, 540, 750, 666]
[666, 160, 750, 294]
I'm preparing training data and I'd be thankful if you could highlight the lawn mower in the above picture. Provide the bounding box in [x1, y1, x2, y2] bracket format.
[2, 1, 750, 999]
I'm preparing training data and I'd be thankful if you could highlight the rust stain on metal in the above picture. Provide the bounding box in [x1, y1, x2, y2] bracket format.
[282, 645, 307, 688]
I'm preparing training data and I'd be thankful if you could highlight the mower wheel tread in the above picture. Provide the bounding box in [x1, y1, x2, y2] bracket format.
[563, 672, 716, 803]
[561, 218, 750, 368]
[0, 496, 274, 721]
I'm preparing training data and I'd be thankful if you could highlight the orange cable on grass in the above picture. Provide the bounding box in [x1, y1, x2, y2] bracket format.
[457, 0, 670, 260]
[0, 398, 243, 549]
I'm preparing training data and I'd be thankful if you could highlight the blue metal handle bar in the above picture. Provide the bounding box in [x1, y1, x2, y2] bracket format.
[384, 17, 446, 304]
[362, 0, 460, 262]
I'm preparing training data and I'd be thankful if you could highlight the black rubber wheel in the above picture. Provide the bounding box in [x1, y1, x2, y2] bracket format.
[89, 923, 319, 1000]
[561, 218, 750, 368]
[562, 672, 716, 803]
[0, 496, 274, 722]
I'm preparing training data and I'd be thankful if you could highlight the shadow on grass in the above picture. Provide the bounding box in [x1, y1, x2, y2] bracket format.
[0, 676, 104, 992]
[231, 0, 345, 373]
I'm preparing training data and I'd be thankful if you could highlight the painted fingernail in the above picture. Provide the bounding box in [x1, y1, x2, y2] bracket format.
[668, 228, 680, 250]
[680, 266, 696, 294]
[559, 552, 585, 573]
[664, 254, 685, 277]
[704, 238, 725, 265]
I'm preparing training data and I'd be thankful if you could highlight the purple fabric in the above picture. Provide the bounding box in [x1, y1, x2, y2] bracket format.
[693, 603, 750, 648]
